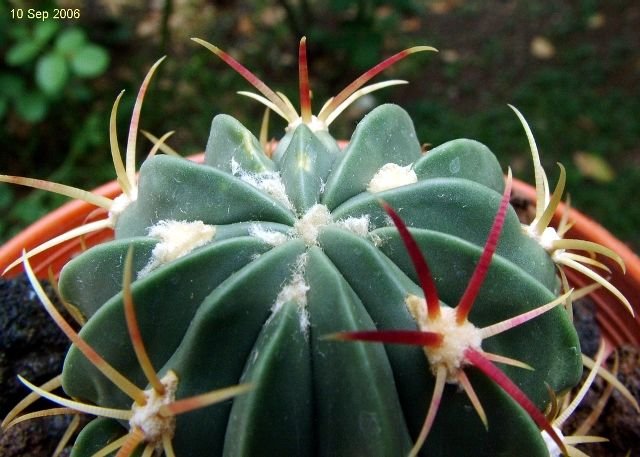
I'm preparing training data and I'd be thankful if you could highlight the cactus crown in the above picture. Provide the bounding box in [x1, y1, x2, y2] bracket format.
[0, 37, 634, 457]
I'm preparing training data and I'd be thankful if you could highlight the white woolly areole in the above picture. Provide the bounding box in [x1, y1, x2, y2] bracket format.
[542, 425, 565, 457]
[129, 370, 178, 445]
[250, 209, 373, 246]
[406, 295, 482, 382]
[294, 204, 331, 245]
[286, 115, 328, 133]
[335, 215, 371, 238]
[231, 158, 294, 210]
[367, 163, 418, 193]
[139, 220, 215, 278]
[248, 224, 289, 246]
[406, 294, 429, 326]
[273, 254, 310, 333]
[108, 190, 137, 225]
[525, 223, 561, 251]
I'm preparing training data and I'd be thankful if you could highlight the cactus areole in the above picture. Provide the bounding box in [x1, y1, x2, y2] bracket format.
[4, 38, 590, 456]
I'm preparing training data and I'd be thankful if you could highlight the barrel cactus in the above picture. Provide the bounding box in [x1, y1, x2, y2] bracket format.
[4, 37, 631, 457]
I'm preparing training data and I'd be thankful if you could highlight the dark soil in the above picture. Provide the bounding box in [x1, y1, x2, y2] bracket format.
[563, 335, 640, 456]
[0, 275, 75, 456]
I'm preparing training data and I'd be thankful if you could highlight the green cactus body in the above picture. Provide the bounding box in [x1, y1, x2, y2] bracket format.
[57, 101, 581, 456]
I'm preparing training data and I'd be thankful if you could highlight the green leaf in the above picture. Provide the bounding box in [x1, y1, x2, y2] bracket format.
[14, 91, 48, 122]
[0, 181, 14, 211]
[55, 27, 87, 55]
[35, 53, 69, 95]
[33, 21, 59, 44]
[70, 44, 109, 78]
[10, 193, 49, 223]
[6, 23, 30, 41]
[0, 74, 25, 98]
[0, 97, 7, 120]
[6, 41, 42, 66]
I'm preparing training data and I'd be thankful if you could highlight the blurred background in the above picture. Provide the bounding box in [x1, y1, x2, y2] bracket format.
[1, 0, 639, 250]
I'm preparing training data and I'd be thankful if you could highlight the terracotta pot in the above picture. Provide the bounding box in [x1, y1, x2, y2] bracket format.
[1, 161, 637, 347]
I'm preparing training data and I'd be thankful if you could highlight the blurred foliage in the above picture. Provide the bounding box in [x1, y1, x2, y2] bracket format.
[1, 0, 639, 250]
[1, 1, 113, 238]
[2, 7, 110, 121]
